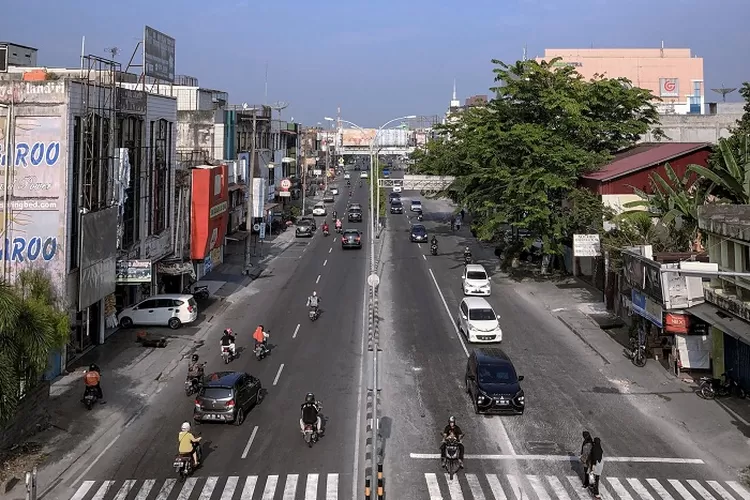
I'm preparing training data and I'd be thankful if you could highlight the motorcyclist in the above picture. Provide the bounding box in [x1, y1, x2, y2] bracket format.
[440, 416, 465, 468]
[322, 220, 330, 234]
[187, 354, 205, 387]
[220, 328, 236, 358]
[83, 363, 103, 401]
[416, 208, 423, 221]
[300, 392, 323, 436]
[335, 218, 343, 231]
[347, 179, 351, 186]
[178, 422, 202, 467]
[306, 291, 320, 313]
[253, 324, 269, 351]
[332, 210, 338, 220]
[431, 236, 438, 248]
[464, 246, 472, 260]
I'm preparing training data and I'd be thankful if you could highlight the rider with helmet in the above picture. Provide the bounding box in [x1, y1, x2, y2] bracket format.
[187, 354, 205, 390]
[440, 416, 465, 468]
[307, 291, 320, 313]
[178, 422, 202, 467]
[322, 219, 330, 234]
[220, 328, 236, 357]
[300, 392, 323, 435]
[83, 363, 103, 400]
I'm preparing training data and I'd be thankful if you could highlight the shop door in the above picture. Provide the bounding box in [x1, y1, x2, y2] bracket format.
[723, 333, 750, 391]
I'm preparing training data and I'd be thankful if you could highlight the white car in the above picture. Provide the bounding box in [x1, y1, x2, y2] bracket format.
[393, 185, 402, 193]
[462, 264, 491, 296]
[360, 171, 368, 179]
[458, 297, 502, 343]
[118, 294, 198, 330]
[331, 187, 339, 195]
[312, 203, 327, 216]
[410, 200, 422, 212]
[344, 173, 351, 180]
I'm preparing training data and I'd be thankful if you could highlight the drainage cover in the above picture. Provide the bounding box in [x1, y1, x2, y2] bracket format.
[526, 441, 561, 454]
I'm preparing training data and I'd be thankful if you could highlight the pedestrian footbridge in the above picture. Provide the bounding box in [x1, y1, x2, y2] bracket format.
[378, 175, 455, 192]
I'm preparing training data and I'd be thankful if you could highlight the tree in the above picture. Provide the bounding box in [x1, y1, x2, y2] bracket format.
[0, 269, 68, 424]
[412, 58, 662, 260]
[690, 136, 750, 204]
[706, 82, 750, 174]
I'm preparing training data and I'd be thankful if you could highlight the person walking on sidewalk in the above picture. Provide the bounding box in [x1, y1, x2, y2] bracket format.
[589, 437, 604, 498]
[580, 431, 594, 488]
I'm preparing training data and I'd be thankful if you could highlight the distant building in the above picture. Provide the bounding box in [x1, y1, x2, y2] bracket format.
[443, 82, 488, 125]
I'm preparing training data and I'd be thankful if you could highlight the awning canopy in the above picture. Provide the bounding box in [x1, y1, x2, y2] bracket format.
[264, 202, 280, 212]
[687, 302, 750, 346]
[157, 261, 196, 280]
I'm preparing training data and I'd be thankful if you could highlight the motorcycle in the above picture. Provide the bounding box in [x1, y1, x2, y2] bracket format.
[623, 337, 647, 367]
[430, 244, 438, 256]
[303, 423, 319, 447]
[417, 213, 423, 221]
[82, 386, 99, 410]
[699, 372, 747, 400]
[254, 342, 269, 361]
[183, 284, 209, 301]
[443, 438, 461, 480]
[221, 345, 235, 364]
[323, 228, 330, 237]
[464, 254, 472, 265]
[173, 442, 202, 478]
[335, 226, 343, 234]
[309, 307, 320, 321]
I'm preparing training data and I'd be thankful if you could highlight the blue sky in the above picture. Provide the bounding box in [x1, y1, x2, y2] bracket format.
[5, 0, 749, 127]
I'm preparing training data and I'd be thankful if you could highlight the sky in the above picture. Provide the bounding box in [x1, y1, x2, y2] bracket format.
[5, 0, 750, 128]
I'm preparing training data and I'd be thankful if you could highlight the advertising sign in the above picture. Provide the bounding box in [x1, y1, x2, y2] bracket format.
[340, 128, 377, 147]
[573, 234, 601, 257]
[659, 78, 679, 98]
[632, 289, 663, 327]
[144, 26, 176, 82]
[1, 210, 64, 288]
[116, 260, 152, 284]
[0, 81, 66, 105]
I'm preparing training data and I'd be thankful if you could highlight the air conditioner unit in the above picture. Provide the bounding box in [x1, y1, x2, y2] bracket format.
[0, 47, 7, 72]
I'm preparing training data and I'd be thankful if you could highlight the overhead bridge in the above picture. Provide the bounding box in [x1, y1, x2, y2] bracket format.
[338, 145, 415, 156]
[378, 175, 455, 192]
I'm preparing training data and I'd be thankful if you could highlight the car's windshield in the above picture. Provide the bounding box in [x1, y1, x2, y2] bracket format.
[392, 201, 402, 206]
[202, 388, 233, 400]
[412, 201, 421, 206]
[466, 271, 487, 280]
[299, 219, 313, 226]
[477, 365, 516, 384]
[469, 308, 496, 321]
[413, 227, 426, 234]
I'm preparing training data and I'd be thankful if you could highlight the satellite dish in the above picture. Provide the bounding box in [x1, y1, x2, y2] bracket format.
[269, 101, 289, 120]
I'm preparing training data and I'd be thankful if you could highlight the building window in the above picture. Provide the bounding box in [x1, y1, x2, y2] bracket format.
[118, 116, 143, 247]
[150, 119, 168, 234]
[693, 81, 702, 96]
[69, 117, 81, 271]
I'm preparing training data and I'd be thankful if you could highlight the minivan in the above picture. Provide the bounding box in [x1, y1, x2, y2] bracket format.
[462, 264, 491, 296]
[465, 348, 524, 415]
[458, 297, 502, 342]
[118, 294, 198, 329]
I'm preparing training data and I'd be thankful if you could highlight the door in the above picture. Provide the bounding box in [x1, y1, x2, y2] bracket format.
[134, 299, 160, 325]
[459, 301, 469, 332]
[154, 298, 177, 325]
[248, 376, 261, 403]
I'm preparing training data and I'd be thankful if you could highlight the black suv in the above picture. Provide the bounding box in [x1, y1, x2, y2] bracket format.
[389, 193, 401, 204]
[465, 348, 524, 415]
[390, 200, 404, 214]
[348, 207, 363, 222]
[193, 371, 263, 425]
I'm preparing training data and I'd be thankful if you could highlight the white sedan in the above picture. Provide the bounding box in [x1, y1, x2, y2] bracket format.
[312, 203, 327, 216]
[331, 187, 339, 195]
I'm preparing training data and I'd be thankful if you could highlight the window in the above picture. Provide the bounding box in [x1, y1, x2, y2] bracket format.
[150, 119, 168, 234]
[693, 81, 702, 96]
[118, 116, 143, 247]
[69, 117, 81, 271]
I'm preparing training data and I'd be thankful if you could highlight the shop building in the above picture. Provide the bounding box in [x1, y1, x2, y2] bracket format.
[689, 205, 750, 389]
[536, 47, 705, 115]
[190, 165, 229, 279]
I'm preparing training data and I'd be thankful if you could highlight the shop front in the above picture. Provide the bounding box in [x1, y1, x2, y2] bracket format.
[111, 259, 153, 334]
[191, 165, 229, 279]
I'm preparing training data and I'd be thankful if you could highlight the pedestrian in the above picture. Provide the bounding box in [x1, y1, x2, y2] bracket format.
[580, 431, 593, 488]
[590, 437, 604, 498]
[455, 216, 462, 231]
[460, 208, 465, 220]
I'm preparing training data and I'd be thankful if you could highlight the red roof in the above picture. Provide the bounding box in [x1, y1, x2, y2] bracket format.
[581, 142, 712, 182]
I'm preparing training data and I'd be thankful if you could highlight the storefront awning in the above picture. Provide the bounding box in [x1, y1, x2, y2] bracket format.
[264, 202, 280, 212]
[157, 261, 196, 280]
[688, 303, 750, 346]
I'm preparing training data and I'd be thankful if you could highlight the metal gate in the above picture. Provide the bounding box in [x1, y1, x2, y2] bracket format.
[723, 333, 750, 391]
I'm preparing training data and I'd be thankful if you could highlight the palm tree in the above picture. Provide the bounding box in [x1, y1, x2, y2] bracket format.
[689, 136, 750, 204]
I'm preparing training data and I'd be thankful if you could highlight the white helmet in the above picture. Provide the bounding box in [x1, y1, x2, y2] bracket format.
[313, 291, 317, 297]
[181, 422, 191, 432]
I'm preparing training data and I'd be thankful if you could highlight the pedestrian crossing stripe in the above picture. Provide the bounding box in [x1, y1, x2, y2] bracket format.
[424, 473, 750, 500]
[68, 473, 340, 500]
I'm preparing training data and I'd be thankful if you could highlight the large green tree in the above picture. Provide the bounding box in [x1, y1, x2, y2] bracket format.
[411, 58, 662, 259]
[0, 269, 68, 424]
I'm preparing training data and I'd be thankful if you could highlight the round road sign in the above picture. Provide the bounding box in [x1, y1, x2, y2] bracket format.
[253, 223, 260, 232]
[367, 273, 380, 288]
[280, 179, 292, 190]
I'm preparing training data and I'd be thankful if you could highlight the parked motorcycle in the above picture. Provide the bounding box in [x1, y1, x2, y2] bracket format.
[183, 283, 209, 301]
[221, 345, 235, 364]
[430, 244, 438, 256]
[623, 337, 647, 367]
[82, 386, 99, 410]
[173, 442, 202, 478]
[699, 371, 747, 400]
[443, 437, 461, 480]
[309, 308, 320, 321]
[303, 423, 319, 447]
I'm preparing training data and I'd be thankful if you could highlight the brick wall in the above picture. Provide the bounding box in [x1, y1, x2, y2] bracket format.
[0, 381, 50, 451]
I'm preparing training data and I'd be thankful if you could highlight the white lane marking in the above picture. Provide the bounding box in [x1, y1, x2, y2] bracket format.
[628, 479, 656, 500]
[548, 476, 571, 500]
[154, 478, 176, 500]
[670, 480, 698, 500]
[240, 476, 258, 500]
[326, 473, 339, 500]
[507, 474, 525, 500]
[727, 482, 750, 500]
[528, 475, 552, 500]
[72, 433, 121, 487]
[273, 363, 285, 385]
[487, 474, 507, 500]
[423, 254, 427, 260]
[305, 474, 319, 500]
[608, 478, 634, 500]
[418, 243, 422, 248]
[323, 259, 328, 266]
[707, 482, 736, 500]
[261, 475, 279, 500]
[466, 474, 486, 500]
[113, 480, 135, 500]
[134, 480, 155, 500]
[220, 477, 239, 500]
[283, 474, 299, 500]
[688, 480, 719, 500]
[427, 268, 470, 357]
[198, 477, 218, 500]
[91, 481, 114, 500]
[329, 247, 333, 253]
[293, 324, 301, 339]
[425, 473, 443, 500]
[567, 476, 590, 500]
[316, 274, 321, 283]
[647, 479, 676, 500]
[408, 453, 705, 463]
[70, 481, 95, 500]
[240, 426, 259, 459]
[446, 473, 465, 498]
[175, 478, 197, 500]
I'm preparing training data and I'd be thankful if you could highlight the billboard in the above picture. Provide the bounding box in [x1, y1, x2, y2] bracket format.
[340, 128, 377, 147]
[659, 78, 679, 98]
[144, 26, 176, 82]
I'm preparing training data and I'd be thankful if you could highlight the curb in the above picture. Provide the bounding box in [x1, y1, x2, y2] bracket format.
[556, 314, 611, 365]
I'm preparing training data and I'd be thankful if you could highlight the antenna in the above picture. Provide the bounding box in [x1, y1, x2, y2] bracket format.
[264, 62, 268, 105]
[105, 47, 120, 59]
[711, 85, 737, 102]
[269, 101, 289, 120]
[522, 44, 527, 61]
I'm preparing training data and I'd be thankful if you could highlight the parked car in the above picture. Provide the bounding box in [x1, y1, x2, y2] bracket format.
[465, 348, 524, 415]
[118, 294, 198, 330]
[458, 297, 502, 343]
[193, 371, 264, 425]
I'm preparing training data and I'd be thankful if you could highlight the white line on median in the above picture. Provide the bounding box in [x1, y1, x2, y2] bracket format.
[241, 426, 259, 459]
[293, 324, 300, 339]
[329, 247, 332, 253]
[273, 364, 285, 386]
[323, 259, 328, 266]
[316, 275, 321, 284]
[409, 453, 705, 464]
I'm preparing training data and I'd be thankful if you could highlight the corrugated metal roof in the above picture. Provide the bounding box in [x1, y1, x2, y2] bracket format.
[581, 142, 712, 182]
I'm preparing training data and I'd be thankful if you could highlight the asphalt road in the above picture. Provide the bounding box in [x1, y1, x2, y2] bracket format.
[379, 191, 746, 500]
[54, 180, 371, 500]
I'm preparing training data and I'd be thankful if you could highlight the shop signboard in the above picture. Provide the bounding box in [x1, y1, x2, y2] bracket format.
[632, 289, 663, 328]
[573, 234, 601, 257]
[659, 78, 679, 98]
[116, 260, 152, 284]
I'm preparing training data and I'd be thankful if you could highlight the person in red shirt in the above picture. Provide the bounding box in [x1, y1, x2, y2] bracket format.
[83, 363, 103, 400]
[253, 325, 269, 349]
[322, 220, 330, 234]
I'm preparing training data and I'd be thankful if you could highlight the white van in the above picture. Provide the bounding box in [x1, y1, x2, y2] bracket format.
[458, 297, 502, 343]
[462, 264, 491, 296]
[118, 294, 198, 330]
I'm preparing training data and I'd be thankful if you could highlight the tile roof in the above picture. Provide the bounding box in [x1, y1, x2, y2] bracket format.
[581, 142, 711, 182]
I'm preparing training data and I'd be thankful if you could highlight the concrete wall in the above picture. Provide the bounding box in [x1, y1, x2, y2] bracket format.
[642, 112, 742, 144]
[176, 110, 217, 156]
[0, 381, 50, 451]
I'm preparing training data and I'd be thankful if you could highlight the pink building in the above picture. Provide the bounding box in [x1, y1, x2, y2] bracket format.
[536, 47, 704, 114]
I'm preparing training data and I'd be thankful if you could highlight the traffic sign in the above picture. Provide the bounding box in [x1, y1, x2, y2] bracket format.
[338, 158, 344, 166]
[280, 178, 292, 190]
[253, 223, 260, 232]
[259, 222, 267, 240]
[367, 273, 380, 288]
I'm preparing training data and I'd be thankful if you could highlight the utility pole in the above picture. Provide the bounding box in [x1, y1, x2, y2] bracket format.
[244, 108, 258, 274]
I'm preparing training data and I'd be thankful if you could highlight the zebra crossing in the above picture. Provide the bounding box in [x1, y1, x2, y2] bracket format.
[424, 473, 750, 500]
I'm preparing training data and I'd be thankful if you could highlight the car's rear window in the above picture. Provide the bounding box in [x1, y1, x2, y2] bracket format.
[344, 231, 359, 236]
[350, 208, 362, 213]
[469, 308, 496, 321]
[466, 271, 487, 280]
[202, 388, 232, 400]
